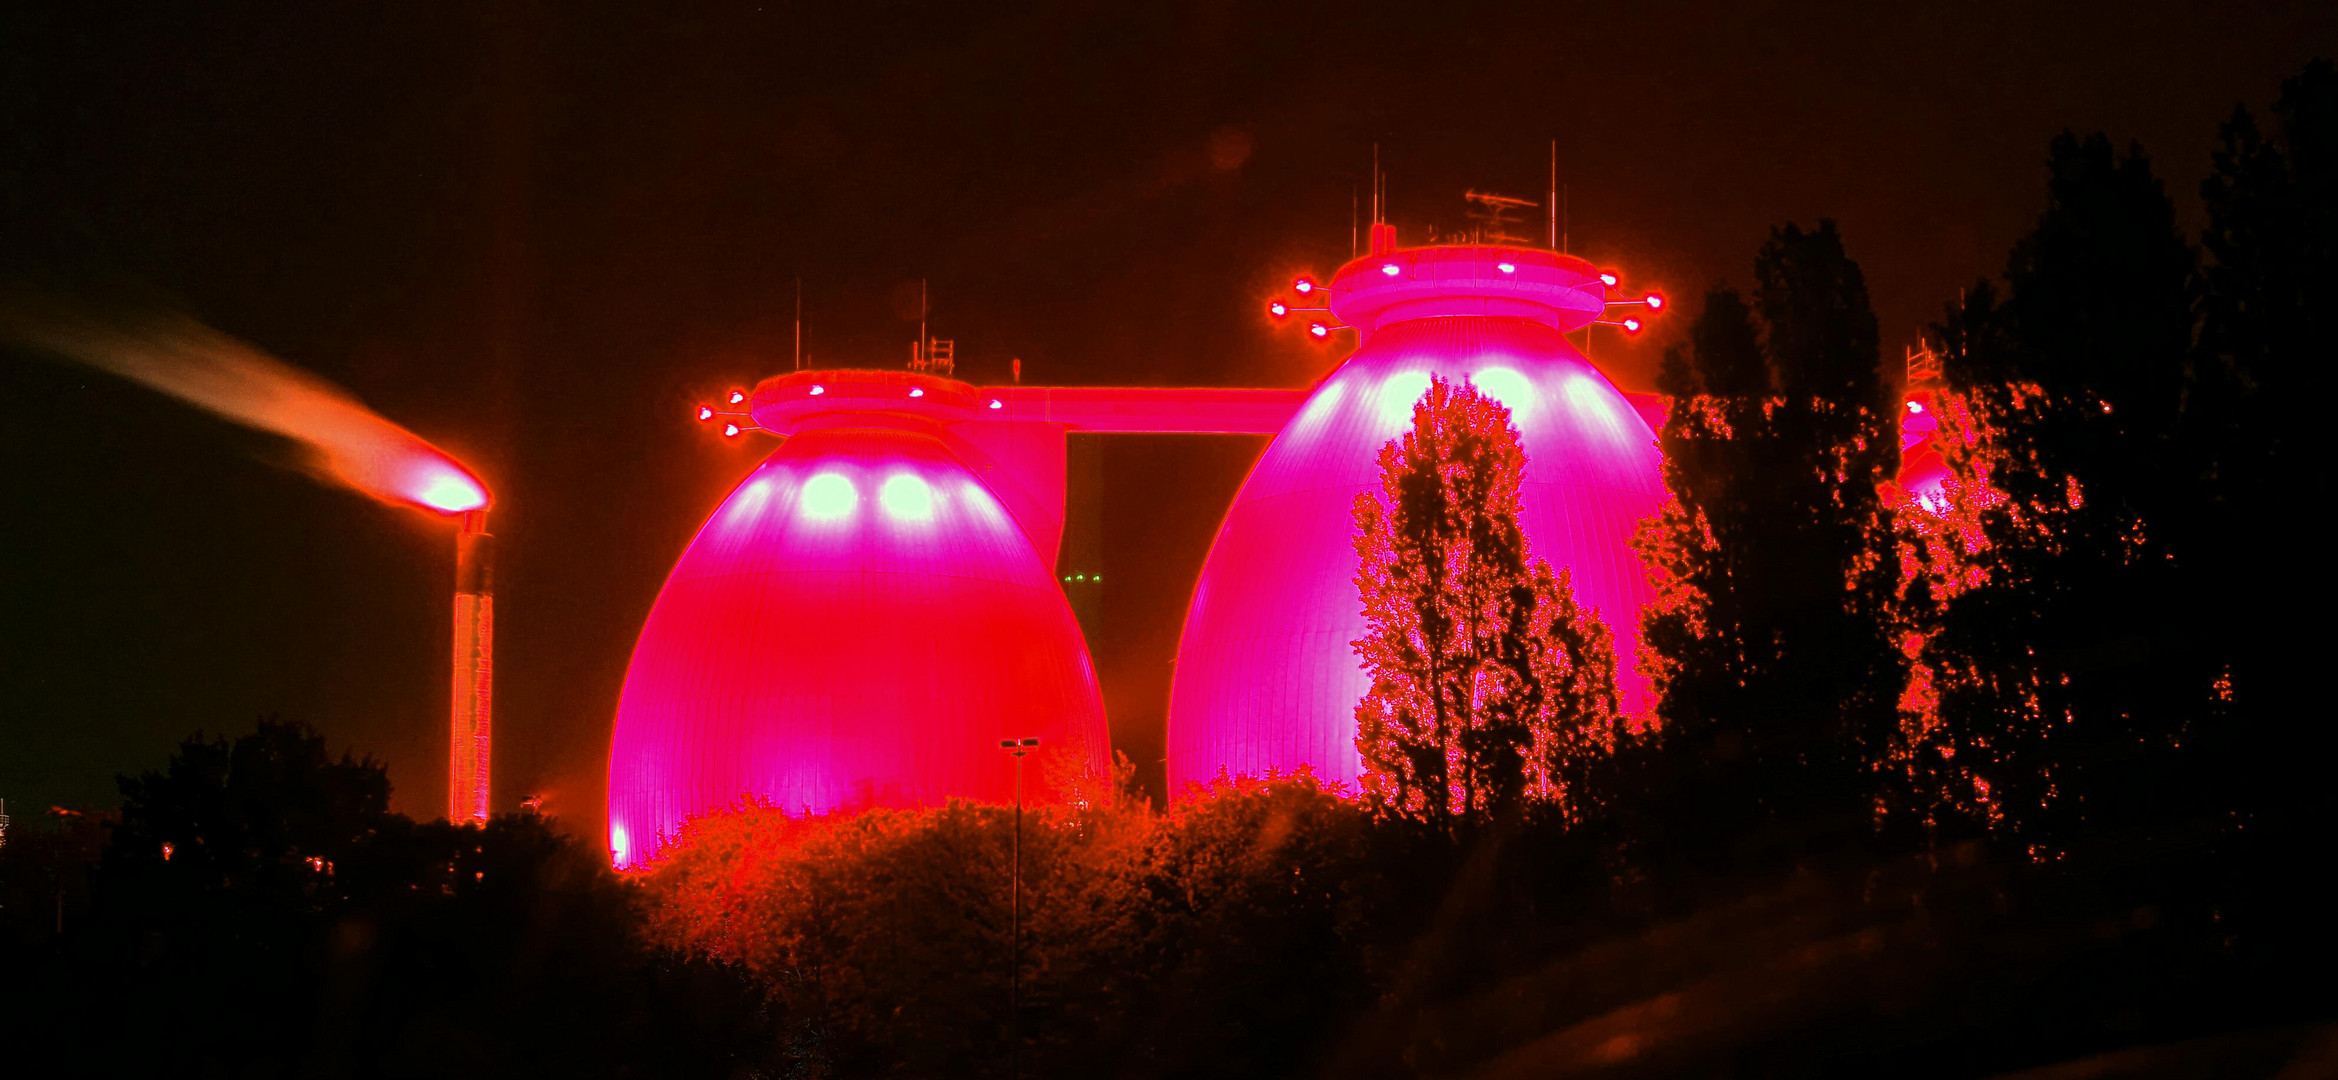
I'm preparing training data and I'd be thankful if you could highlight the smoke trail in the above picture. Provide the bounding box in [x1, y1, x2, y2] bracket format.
[2, 302, 489, 514]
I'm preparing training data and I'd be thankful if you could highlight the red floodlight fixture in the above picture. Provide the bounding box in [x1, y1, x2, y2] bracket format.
[1593, 271, 1668, 337]
[695, 387, 772, 438]
[1265, 279, 1337, 333]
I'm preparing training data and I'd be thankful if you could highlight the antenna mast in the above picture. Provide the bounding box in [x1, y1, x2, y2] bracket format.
[793, 278, 802, 372]
[907, 279, 954, 376]
[1549, 142, 1558, 249]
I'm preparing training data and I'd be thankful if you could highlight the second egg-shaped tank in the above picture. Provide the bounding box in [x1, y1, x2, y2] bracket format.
[1167, 245, 1666, 794]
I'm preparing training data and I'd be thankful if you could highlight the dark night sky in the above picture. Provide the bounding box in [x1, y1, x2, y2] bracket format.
[3, 2, 2331, 827]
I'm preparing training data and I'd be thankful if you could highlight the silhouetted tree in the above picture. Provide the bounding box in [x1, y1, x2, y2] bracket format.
[1352, 375, 1545, 830]
[1638, 222, 1905, 843]
[1923, 134, 2209, 848]
[2192, 60, 2335, 845]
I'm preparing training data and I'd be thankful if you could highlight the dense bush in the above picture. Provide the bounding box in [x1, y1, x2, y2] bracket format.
[640, 772, 1391, 1079]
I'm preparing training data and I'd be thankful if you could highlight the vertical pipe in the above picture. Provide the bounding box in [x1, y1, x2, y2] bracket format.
[451, 510, 495, 823]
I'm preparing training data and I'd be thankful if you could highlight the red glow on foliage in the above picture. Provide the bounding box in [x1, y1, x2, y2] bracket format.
[1887, 385, 2011, 830]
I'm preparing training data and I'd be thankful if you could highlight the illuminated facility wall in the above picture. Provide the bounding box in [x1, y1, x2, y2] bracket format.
[1167, 246, 1667, 794]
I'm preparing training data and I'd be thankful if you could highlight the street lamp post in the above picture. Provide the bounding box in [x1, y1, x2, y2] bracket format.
[998, 736, 1039, 1080]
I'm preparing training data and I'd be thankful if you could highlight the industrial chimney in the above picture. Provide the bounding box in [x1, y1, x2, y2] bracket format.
[450, 510, 494, 822]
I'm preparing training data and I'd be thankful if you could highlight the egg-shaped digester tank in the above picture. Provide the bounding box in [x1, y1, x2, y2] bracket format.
[607, 379, 1108, 866]
[1167, 245, 1666, 794]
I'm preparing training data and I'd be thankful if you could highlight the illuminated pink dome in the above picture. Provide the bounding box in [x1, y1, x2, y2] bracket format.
[607, 373, 1107, 866]
[1167, 246, 1666, 794]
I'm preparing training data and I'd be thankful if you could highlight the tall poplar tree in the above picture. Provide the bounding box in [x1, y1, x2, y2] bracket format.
[2194, 61, 2334, 833]
[1352, 376, 1542, 830]
[1923, 134, 2206, 846]
[1638, 222, 1905, 836]
[1351, 376, 1628, 832]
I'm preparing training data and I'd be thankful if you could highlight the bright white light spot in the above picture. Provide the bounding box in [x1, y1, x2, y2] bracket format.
[1293, 378, 1348, 436]
[1907, 401, 1925, 414]
[909, 387, 925, 398]
[879, 473, 934, 521]
[728, 390, 746, 405]
[1470, 366, 1536, 421]
[723, 423, 741, 437]
[1294, 277, 1316, 293]
[1644, 293, 1665, 311]
[1497, 262, 1516, 273]
[800, 473, 857, 520]
[724, 478, 774, 523]
[1599, 272, 1619, 287]
[697, 405, 714, 421]
[960, 481, 1007, 527]
[809, 385, 826, 396]
[610, 824, 631, 866]
[1377, 370, 1433, 427]
[988, 399, 1003, 410]
[1380, 262, 1401, 276]
[1563, 375, 1621, 432]
[416, 473, 487, 513]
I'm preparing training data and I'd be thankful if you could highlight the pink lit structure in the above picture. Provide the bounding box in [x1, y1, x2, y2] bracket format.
[1168, 242, 1671, 794]
[605, 369, 1302, 865]
[610, 237, 1948, 862]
